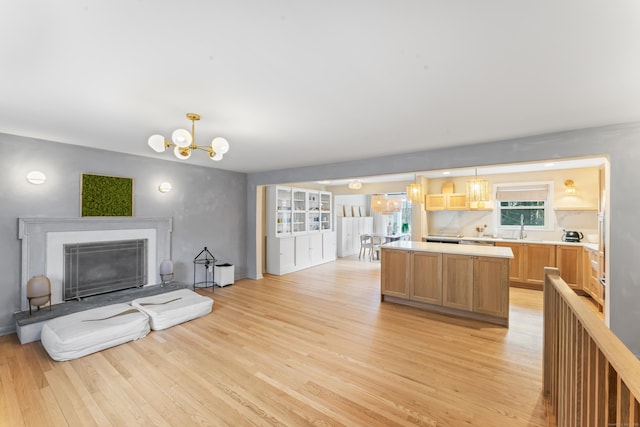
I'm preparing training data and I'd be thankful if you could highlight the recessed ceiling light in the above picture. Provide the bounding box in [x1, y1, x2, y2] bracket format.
[442, 171, 451, 175]
[544, 163, 555, 167]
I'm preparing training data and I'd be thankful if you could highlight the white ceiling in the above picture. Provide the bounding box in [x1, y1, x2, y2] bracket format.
[1, 2, 638, 174]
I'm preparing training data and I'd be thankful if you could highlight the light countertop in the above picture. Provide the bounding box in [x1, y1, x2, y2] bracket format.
[454, 236, 599, 252]
[384, 241, 514, 259]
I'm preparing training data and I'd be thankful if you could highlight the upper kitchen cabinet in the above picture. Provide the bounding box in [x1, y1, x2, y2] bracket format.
[425, 193, 467, 211]
[424, 181, 491, 211]
[426, 181, 467, 211]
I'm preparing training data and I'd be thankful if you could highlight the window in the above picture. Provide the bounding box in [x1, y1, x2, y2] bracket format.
[386, 197, 411, 234]
[495, 182, 553, 229]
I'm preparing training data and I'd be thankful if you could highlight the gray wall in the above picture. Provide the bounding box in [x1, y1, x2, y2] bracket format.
[0, 133, 246, 335]
[247, 122, 640, 357]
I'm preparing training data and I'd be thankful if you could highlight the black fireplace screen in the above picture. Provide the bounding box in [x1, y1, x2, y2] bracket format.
[63, 239, 147, 300]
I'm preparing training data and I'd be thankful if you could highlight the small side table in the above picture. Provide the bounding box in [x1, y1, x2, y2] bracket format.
[193, 247, 216, 292]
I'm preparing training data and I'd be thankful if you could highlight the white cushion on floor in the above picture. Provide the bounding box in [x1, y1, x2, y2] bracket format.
[40, 303, 150, 361]
[131, 289, 213, 331]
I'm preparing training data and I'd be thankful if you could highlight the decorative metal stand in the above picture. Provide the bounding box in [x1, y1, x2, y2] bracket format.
[193, 247, 216, 291]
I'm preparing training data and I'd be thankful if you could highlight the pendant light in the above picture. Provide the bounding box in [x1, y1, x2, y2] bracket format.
[466, 168, 489, 209]
[406, 175, 423, 205]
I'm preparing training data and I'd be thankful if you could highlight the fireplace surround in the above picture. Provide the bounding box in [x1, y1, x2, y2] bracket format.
[18, 217, 172, 311]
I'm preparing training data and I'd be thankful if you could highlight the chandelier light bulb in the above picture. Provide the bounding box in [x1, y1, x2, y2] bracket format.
[174, 145, 191, 160]
[210, 152, 224, 161]
[211, 137, 229, 155]
[171, 128, 192, 148]
[147, 134, 167, 152]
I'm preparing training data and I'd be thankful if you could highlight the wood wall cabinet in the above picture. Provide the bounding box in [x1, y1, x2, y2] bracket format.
[442, 254, 474, 311]
[380, 248, 411, 298]
[556, 245, 582, 290]
[425, 193, 467, 211]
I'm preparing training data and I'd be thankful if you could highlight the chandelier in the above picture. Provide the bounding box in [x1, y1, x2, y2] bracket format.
[371, 194, 402, 215]
[348, 179, 362, 190]
[147, 113, 229, 161]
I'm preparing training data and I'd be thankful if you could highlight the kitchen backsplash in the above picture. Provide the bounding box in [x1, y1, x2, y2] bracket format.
[428, 209, 598, 242]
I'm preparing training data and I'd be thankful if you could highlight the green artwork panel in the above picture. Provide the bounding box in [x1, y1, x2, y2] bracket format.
[81, 174, 133, 216]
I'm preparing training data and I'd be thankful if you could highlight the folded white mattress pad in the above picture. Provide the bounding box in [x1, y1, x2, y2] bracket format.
[131, 289, 213, 330]
[40, 303, 150, 361]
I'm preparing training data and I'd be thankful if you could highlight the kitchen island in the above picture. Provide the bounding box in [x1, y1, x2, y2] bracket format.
[381, 241, 514, 326]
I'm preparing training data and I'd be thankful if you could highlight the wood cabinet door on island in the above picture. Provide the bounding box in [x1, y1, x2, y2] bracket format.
[381, 249, 411, 298]
[474, 256, 510, 318]
[411, 251, 442, 304]
[442, 254, 474, 311]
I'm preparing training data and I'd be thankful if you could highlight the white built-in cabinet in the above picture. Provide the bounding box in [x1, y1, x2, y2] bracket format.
[266, 186, 336, 275]
[336, 216, 373, 257]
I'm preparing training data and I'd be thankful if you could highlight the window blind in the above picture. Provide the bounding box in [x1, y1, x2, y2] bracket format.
[495, 184, 549, 201]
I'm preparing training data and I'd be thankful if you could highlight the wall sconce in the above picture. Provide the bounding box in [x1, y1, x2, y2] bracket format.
[564, 179, 577, 195]
[158, 182, 172, 193]
[26, 171, 47, 185]
[348, 179, 362, 190]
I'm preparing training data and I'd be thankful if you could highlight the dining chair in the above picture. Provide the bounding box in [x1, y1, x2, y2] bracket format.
[359, 234, 373, 259]
[370, 235, 383, 261]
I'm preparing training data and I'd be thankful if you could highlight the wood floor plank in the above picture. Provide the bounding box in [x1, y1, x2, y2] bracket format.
[0, 257, 550, 426]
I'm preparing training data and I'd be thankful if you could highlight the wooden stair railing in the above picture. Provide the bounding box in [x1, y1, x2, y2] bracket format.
[543, 267, 640, 426]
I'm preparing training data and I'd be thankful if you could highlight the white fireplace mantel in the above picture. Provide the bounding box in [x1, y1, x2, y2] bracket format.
[18, 217, 172, 311]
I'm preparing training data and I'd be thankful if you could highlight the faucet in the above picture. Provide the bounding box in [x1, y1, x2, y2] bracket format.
[519, 214, 527, 240]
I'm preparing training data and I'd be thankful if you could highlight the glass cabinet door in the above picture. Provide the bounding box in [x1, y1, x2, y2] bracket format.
[276, 187, 292, 235]
[320, 192, 332, 231]
[292, 189, 307, 233]
[307, 191, 320, 232]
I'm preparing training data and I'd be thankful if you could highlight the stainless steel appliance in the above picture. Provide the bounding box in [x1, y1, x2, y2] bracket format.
[424, 234, 463, 244]
[562, 230, 584, 242]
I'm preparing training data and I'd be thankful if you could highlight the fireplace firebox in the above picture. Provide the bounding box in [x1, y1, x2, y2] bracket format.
[63, 239, 147, 300]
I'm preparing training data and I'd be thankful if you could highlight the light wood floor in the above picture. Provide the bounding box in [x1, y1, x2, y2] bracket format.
[1, 257, 549, 426]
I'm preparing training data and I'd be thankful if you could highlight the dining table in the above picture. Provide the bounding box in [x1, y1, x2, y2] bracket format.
[370, 233, 410, 244]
